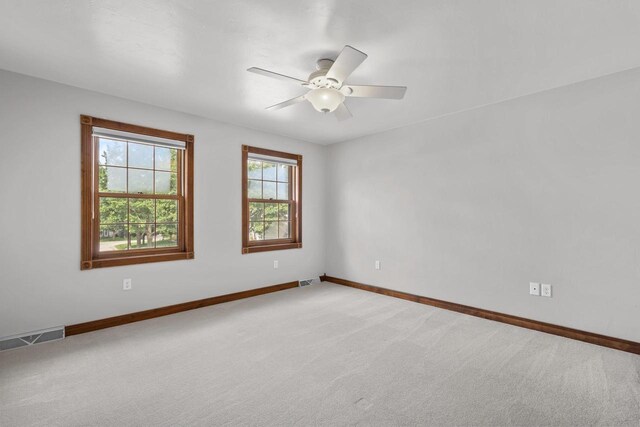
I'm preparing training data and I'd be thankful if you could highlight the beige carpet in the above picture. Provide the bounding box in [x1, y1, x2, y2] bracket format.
[1, 282, 639, 426]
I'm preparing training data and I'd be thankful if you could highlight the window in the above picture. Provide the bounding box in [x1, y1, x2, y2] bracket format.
[242, 145, 302, 253]
[81, 115, 194, 269]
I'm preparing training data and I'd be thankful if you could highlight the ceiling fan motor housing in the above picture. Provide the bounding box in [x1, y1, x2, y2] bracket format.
[308, 59, 341, 89]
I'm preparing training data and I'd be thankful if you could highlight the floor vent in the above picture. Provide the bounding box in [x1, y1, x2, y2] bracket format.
[0, 326, 65, 352]
[299, 278, 316, 287]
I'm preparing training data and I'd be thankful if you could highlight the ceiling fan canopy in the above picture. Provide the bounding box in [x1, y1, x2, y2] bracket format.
[247, 45, 407, 121]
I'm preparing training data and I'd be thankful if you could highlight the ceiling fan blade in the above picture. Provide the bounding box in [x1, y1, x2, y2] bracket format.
[326, 45, 368, 83]
[247, 67, 308, 85]
[334, 103, 353, 121]
[341, 85, 407, 99]
[265, 95, 307, 111]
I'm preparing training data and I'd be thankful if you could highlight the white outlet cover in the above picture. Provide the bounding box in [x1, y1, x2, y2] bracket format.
[375, 260, 381, 270]
[541, 284, 552, 297]
[123, 278, 132, 291]
[529, 282, 540, 296]
[273, 260, 278, 269]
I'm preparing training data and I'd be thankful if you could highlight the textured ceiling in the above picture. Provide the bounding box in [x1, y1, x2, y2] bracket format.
[1, 0, 640, 144]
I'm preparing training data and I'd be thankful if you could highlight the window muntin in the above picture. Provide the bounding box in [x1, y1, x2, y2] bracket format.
[81, 115, 194, 269]
[96, 137, 180, 252]
[242, 146, 302, 253]
[247, 159, 292, 242]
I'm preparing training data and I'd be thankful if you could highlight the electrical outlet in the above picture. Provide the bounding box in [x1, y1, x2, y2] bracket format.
[529, 282, 540, 296]
[541, 284, 552, 297]
[273, 260, 278, 269]
[123, 278, 132, 291]
[375, 260, 381, 270]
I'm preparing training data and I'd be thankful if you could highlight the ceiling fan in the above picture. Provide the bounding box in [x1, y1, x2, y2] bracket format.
[247, 45, 407, 121]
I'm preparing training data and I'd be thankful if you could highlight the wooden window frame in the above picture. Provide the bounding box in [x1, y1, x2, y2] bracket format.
[242, 145, 302, 254]
[81, 115, 194, 269]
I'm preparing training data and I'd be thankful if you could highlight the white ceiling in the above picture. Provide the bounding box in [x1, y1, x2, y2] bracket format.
[1, 1, 640, 144]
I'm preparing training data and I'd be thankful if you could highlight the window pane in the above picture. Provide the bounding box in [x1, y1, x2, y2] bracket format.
[277, 164, 289, 182]
[277, 182, 289, 200]
[99, 166, 127, 193]
[278, 203, 289, 220]
[129, 198, 155, 223]
[279, 221, 290, 239]
[248, 160, 262, 179]
[129, 169, 153, 194]
[157, 199, 178, 223]
[99, 224, 128, 252]
[248, 180, 262, 198]
[156, 223, 178, 248]
[99, 197, 127, 223]
[263, 162, 276, 181]
[130, 224, 155, 249]
[155, 171, 177, 194]
[263, 181, 276, 199]
[128, 142, 153, 169]
[264, 221, 278, 239]
[264, 203, 278, 220]
[249, 202, 264, 222]
[155, 147, 177, 171]
[98, 138, 126, 166]
[249, 222, 264, 241]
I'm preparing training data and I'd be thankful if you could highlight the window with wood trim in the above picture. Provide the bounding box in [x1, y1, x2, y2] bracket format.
[81, 115, 194, 269]
[242, 145, 302, 254]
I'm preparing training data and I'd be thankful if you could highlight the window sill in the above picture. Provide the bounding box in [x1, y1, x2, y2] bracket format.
[82, 251, 194, 270]
[242, 242, 302, 254]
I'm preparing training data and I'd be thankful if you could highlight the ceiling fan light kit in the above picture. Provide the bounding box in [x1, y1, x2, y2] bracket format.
[306, 87, 345, 113]
[247, 45, 407, 121]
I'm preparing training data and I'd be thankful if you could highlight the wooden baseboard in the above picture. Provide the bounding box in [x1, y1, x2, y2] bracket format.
[66, 281, 299, 336]
[319, 275, 640, 355]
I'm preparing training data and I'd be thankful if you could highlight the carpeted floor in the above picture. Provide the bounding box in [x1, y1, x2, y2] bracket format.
[1, 282, 639, 426]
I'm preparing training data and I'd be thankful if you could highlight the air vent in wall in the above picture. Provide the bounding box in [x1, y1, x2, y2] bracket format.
[0, 326, 64, 352]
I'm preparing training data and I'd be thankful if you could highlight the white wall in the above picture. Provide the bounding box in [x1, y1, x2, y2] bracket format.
[326, 68, 640, 342]
[3, 66, 639, 343]
[0, 70, 325, 337]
